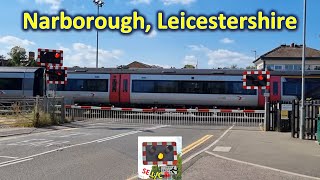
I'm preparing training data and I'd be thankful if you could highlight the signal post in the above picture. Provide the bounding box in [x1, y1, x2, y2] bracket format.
[37, 48, 67, 97]
[243, 70, 270, 131]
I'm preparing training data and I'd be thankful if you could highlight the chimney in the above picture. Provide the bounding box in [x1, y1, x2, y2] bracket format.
[290, 43, 295, 47]
[29, 51, 35, 60]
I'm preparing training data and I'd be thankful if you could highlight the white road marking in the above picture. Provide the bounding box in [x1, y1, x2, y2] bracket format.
[51, 132, 89, 138]
[0, 128, 79, 142]
[182, 125, 234, 164]
[0, 158, 33, 168]
[0, 156, 18, 159]
[0, 125, 167, 168]
[212, 146, 232, 152]
[205, 151, 320, 180]
[6, 139, 70, 147]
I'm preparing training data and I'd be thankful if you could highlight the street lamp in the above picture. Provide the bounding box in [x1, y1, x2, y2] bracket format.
[300, 0, 307, 139]
[92, 0, 105, 68]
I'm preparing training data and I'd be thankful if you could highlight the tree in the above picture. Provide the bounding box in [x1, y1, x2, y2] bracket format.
[246, 65, 256, 70]
[183, 64, 195, 69]
[0, 55, 5, 66]
[6, 46, 37, 67]
[7, 46, 27, 66]
[230, 64, 239, 69]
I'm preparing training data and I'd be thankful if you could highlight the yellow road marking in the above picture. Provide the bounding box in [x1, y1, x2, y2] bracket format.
[182, 135, 213, 156]
[126, 134, 213, 180]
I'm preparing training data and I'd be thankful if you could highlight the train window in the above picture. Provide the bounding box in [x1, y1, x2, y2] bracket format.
[57, 79, 108, 92]
[226, 82, 256, 95]
[180, 81, 206, 94]
[283, 79, 301, 96]
[206, 82, 225, 94]
[23, 79, 34, 90]
[156, 81, 178, 93]
[273, 82, 278, 95]
[123, 79, 128, 92]
[0, 78, 22, 90]
[132, 80, 155, 93]
[112, 79, 117, 92]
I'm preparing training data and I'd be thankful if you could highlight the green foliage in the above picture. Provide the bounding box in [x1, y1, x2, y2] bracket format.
[6, 46, 37, 67]
[173, 153, 182, 180]
[7, 46, 27, 66]
[183, 64, 195, 69]
[246, 65, 256, 70]
[230, 64, 238, 69]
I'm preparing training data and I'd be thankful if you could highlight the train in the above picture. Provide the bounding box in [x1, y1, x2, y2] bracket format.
[1, 66, 320, 108]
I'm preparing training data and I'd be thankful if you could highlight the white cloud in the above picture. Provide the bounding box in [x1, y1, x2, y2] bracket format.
[161, 0, 196, 5]
[220, 38, 235, 44]
[207, 49, 253, 68]
[187, 44, 209, 52]
[189, 45, 253, 68]
[146, 30, 157, 38]
[130, 0, 151, 4]
[183, 55, 197, 66]
[35, 0, 61, 12]
[0, 36, 36, 47]
[58, 43, 124, 68]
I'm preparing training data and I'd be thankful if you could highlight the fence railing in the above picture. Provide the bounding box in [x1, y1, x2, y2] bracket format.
[57, 106, 265, 127]
[291, 100, 319, 140]
[267, 100, 319, 140]
[0, 96, 64, 127]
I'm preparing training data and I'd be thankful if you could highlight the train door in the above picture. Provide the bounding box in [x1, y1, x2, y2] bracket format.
[269, 76, 281, 102]
[258, 76, 281, 107]
[109, 74, 120, 104]
[109, 74, 131, 105]
[119, 74, 130, 104]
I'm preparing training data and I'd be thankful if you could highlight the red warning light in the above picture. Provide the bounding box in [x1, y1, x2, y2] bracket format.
[258, 75, 264, 81]
[55, 53, 61, 59]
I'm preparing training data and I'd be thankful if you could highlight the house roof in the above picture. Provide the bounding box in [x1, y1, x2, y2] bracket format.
[253, 43, 320, 63]
[122, 61, 162, 69]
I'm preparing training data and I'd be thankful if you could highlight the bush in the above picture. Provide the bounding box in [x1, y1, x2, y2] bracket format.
[33, 111, 55, 127]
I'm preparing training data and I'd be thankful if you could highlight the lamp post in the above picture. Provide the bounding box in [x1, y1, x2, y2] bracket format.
[92, 0, 105, 68]
[300, 0, 307, 139]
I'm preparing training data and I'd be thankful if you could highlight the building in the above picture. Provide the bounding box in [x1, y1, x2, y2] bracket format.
[119, 61, 162, 69]
[0, 57, 8, 66]
[253, 43, 320, 71]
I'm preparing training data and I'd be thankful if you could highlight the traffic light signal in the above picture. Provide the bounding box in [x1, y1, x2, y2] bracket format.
[143, 142, 177, 165]
[37, 49, 63, 66]
[46, 66, 67, 84]
[243, 71, 270, 89]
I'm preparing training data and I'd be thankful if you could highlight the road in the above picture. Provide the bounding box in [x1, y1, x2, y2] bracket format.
[0, 120, 229, 180]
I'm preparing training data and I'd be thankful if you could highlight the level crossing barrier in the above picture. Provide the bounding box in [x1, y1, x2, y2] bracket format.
[56, 105, 265, 127]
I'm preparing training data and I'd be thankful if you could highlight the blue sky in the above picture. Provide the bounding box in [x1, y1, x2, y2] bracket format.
[0, 0, 319, 68]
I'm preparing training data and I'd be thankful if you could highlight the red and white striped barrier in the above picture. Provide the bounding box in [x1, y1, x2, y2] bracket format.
[63, 105, 264, 113]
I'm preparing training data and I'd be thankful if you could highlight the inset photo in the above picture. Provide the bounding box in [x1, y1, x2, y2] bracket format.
[138, 136, 182, 180]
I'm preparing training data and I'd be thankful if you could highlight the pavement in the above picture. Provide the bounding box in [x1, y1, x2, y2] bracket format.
[183, 129, 320, 180]
[0, 120, 319, 180]
[0, 120, 228, 180]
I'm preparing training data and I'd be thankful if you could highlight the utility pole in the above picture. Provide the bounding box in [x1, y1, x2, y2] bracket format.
[300, 0, 307, 139]
[92, 0, 105, 68]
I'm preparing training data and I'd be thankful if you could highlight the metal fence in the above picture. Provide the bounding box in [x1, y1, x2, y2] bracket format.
[0, 96, 64, 127]
[58, 106, 265, 127]
[267, 100, 319, 140]
[291, 100, 319, 140]
[266, 101, 292, 132]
